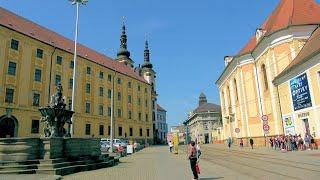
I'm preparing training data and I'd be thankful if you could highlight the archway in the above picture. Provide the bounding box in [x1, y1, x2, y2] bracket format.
[0, 115, 18, 138]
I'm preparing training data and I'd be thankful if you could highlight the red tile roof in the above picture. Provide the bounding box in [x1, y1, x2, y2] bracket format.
[238, 0, 320, 56]
[157, 104, 166, 112]
[274, 26, 320, 82]
[0, 7, 148, 83]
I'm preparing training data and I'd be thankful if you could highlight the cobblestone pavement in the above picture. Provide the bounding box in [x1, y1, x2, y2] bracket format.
[64, 145, 249, 180]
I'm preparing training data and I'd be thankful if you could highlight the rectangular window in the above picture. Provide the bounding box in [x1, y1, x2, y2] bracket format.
[69, 78, 73, 89]
[99, 71, 104, 79]
[128, 82, 132, 88]
[108, 107, 111, 117]
[128, 95, 132, 103]
[99, 125, 104, 136]
[87, 67, 91, 74]
[35, 69, 42, 82]
[145, 88, 147, 93]
[138, 98, 141, 105]
[8, 62, 16, 75]
[99, 87, 104, 97]
[118, 126, 122, 136]
[146, 114, 149, 122]
[108, 74, 112, 82]
[70, 61, 74, 69]
[86, 83, 90, 93]
[117, 92, 121, 101]
[128, 110, 132, 119]
[117, 78, 121, 84]
[138, 112, 142, 121]
[145, 100, 148, 108]
[85, 102, 90, 113]
[138, 85, 141, 91]
[118, 109, 122, 118]
[85, 124, 91, 135]
[11, 39, 19, 50]
[56, 56, 62, 65]
[99, 105, 104, 115]
[108, 89, 112, 99]
[68, 99, 72, 110]
[5, 88, 14, 103]
[139, 128, 143, 137]
[129, 127, 133, 136]
[55, 74, 61, 85]
[108, 126, 111, 135]
[36, 48, 43, 58]
[33, 93, 40, 106]
[31, 120, 39, 134]
[147, 129, 150, 137]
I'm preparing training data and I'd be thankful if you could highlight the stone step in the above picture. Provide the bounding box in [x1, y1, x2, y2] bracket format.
[36, 160, 113, 176]
[37, 159, 98, 170]
[0, 169, 36, 174]
[0, 164, 38, 171]
[39, 158, 67, 164]
[0, 159, 39, 166]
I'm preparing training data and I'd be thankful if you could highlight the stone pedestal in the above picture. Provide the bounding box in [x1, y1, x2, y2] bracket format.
[0, 138, 40, 161]
[40, 138, 64, 160]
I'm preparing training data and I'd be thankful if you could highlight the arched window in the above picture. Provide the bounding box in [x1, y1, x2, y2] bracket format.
[261, 64, 268, 91]
[234, 78, 238, 102]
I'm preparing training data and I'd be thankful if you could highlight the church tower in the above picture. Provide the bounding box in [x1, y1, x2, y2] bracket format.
[115, 24, 134, 68]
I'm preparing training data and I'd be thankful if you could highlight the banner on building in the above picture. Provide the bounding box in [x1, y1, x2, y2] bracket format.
[290, 73, 312, 111]
[282, 116, 295, 135]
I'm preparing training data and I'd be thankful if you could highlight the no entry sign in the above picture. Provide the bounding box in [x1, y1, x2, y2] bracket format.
[263, 124, 270, 131]
[261, 115, 268, 121]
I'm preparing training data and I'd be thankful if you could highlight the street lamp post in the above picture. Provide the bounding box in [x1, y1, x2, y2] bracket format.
[69, 0, 88, 137]
[109, 72, 115, 153]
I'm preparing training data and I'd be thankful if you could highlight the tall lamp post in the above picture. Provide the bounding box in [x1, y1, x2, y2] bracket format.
[69, 0, 88, 137]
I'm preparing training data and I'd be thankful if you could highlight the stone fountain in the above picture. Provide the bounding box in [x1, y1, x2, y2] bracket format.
[39, 83, 73, 138]
[0, 84, 118, 176]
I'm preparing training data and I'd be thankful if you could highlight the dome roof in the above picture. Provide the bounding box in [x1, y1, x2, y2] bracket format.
[193, 103, 221, 113]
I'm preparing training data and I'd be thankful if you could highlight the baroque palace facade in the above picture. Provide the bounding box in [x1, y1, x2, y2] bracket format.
[0, 7, 157, 144]
[216, 0, 320, 146]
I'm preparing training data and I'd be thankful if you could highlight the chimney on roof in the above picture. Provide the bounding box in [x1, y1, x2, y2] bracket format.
[224, 56, 233, 66]
[256, 28, 266, 43]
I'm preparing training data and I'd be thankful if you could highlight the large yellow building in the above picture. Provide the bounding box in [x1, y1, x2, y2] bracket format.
[0, 7, 156, 144]
[216, 0, 320, 146]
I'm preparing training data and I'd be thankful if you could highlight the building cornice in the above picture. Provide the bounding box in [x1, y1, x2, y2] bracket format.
[215, 25, 317, 88]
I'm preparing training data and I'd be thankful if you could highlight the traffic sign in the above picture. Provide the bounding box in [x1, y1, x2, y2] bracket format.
[261, 115, 268, 121]
[263, 124, 270, 131]
[235, 128, 240, 133]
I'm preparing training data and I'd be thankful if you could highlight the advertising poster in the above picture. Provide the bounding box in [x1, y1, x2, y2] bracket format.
[282, 116, 295, 135]
[290, 73, 312, 111]
[173, 133, 179, 154]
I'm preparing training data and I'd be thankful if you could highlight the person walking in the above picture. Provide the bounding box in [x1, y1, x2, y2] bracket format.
[188, 141, 198, 180]
[249, 138, 254, 149]
[196, 142, 201, 158]
[227, 137, 232, 149]
[168, 141, 173, 153]
[239, 138, 244, 149]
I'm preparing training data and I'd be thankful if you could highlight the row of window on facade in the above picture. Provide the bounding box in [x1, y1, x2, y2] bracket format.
[157, 114, 166, 121]
[158, 123, 167, 130]
[9, 39, 150, 93]
[221, 64, 269, 113]
[29, 119, 150, 137]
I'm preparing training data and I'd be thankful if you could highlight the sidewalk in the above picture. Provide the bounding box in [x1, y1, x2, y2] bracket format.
[64, 145, 252, 180]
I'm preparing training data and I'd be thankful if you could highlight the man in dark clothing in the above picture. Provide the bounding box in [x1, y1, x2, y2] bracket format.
[249, 138, 254, 149]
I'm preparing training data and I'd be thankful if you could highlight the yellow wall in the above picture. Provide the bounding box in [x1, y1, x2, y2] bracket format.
[0, 25, 153, 142]
[219, 39, 308, 142]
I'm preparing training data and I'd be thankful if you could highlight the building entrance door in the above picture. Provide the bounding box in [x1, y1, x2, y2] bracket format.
[0, 117, 16, 138]
[302, 118, 311, 135]
[205, 133, 209, 144]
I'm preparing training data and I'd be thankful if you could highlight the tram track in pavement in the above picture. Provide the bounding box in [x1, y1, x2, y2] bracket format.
[200, 146, 320, 180]
[202, 146, 320, 173]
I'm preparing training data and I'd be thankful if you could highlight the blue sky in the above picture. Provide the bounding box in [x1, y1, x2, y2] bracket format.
[1, 0, 294, 127]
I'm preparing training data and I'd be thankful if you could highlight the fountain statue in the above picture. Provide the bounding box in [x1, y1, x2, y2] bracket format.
[39, 83, 74, 137]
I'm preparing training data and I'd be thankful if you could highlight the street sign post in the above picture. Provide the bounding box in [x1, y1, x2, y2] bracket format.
[235, 128, 240, 133]
[261, 115, 268, 121]
[263, 124, 270, 131]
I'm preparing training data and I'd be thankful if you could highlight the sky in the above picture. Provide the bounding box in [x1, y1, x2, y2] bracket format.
[1, 0, 302, 127]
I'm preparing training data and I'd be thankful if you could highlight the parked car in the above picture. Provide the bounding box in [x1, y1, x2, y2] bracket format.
[100, 139, 117, 153]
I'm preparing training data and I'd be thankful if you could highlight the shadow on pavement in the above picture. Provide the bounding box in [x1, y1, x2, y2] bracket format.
[200, 177, 224, 180]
